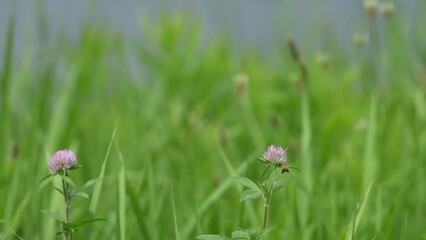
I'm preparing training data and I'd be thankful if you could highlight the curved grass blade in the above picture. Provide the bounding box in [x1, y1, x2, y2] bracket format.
[89, 124, 117, 215]
[115, 142, 126, 240]
[171, 183, 180, 240]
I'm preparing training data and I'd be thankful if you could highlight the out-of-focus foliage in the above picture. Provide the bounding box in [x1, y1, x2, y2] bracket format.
[1, 2, 426, 239]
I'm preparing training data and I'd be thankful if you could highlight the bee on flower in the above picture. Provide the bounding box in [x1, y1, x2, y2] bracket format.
[261, 145, 290, 174]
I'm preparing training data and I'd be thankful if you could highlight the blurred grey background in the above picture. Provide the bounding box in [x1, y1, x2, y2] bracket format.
[0, 0, 420, 56]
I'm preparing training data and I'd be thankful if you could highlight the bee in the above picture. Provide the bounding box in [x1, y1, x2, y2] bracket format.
[281, 165, 289, 174]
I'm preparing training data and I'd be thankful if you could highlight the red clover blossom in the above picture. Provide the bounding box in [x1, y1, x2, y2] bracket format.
[263, 145, 287, 165]
[48, 149, 77, 173]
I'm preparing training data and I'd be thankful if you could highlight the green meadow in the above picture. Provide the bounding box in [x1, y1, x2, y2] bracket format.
[1, 2, 426, 239]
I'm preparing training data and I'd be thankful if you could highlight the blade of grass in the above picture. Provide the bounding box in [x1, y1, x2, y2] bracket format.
[40, 65, 81, 240]
[171, 183, 180, 240]
[182, 151, 257, 239]
[0, 220, 24, 240]
[216, 141, 257, 225]
[89, 123, 117, 215]
[346, 179, 374, 240]
[241, 83, 266, 148]
[115, 142, 126, 240]
[362, 96, 377, 192]
[146, 156, 159, 240]
[7, 190, 30, 231]
[126, 176, 149, 239]
[0, 14, 15, 161]
[86, 123, 117, 239]
[300, 93, 313, 191]
[298, 92, 313, 230]
[3, 165, 20, 228]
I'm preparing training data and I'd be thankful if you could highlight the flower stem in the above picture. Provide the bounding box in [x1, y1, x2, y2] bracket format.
[262, 188, 273, 235]
[62, 174, 72, 240]
[262, 201, 269, 230]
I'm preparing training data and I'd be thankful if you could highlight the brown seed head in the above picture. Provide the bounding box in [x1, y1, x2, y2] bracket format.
[353, 33, 369, 47]
[286, 35, 300, 62]
[218, 124, 228, 147]
[315, 53, 331, 69]
[380, 2, 395, 18]
[234, 73, 249, 104]
[363, 0, 378, 22]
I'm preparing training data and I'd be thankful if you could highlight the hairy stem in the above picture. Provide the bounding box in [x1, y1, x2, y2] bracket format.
[261, 187, 273, 237]
[262, 201, 269, 230]
[62, 173, 72, 240]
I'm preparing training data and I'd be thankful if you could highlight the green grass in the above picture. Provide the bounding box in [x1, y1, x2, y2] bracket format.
[1, 2, 426, 239]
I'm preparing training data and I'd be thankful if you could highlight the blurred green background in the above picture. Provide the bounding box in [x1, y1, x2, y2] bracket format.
[1, 0, 426, 239]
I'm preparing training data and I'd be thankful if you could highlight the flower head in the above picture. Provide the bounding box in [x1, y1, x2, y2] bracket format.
[380, 2, 394, 17]
[263, 145, 287, 165]
[48, 149, 77, 173]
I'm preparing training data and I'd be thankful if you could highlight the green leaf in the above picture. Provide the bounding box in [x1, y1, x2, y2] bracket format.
[54, 187, 64, 196]
[261, 168, 284, 193]
[39, 173, 54, 183]
[270, 170, 284, 192]
[38, 174, 54, 191]
[269, 167, 281, 180]
[231, 230, 250, 239]
[68, 164, 83, 170]
[285, 171, 307, 193]
[244, 227, 264, 238]
[63, 218, 107, 230]
[40, 210, 66, 223]
[82, 178, 102, 188]
[67, 178, 102, 200]
[62, 175, 76, 187]
[70, 191, 89, 199]
[256, 157, 268, 164]
[261, 175, 273, 190]
[289, 166, 300, 172]
[272, 179, 285, 192]
[240, 189, 263, 202]
[257, 226, 273, 239]
[233, 177, 260, 191]
[260, 164, 272, 181]
[196, 235, 226, 240]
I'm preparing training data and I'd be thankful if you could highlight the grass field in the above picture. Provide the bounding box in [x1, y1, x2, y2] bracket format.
[1, 1, 426, 239]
